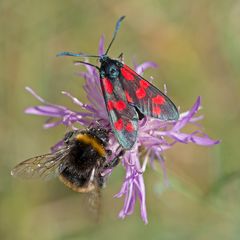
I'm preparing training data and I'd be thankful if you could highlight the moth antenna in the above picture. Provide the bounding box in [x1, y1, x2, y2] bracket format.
[57, 52, 100, 58]
[105, 16, 125, 55]
[74, 61, 100, 70]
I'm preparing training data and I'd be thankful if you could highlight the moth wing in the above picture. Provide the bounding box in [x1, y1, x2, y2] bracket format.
[120, 64, 179, 120]
[100, 76, 139, 149]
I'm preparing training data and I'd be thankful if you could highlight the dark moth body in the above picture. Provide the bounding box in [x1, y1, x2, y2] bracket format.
[100, 56, 122, 80]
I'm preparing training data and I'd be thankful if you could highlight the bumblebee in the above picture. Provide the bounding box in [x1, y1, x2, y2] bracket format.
[11, 127, 124, 193]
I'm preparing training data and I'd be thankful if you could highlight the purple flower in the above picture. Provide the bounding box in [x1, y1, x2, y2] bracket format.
[25, 37, 219, 223]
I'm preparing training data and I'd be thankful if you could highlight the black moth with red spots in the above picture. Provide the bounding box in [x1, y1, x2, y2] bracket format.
[99, 56, 179, 149]
[58, 16, 179, 150]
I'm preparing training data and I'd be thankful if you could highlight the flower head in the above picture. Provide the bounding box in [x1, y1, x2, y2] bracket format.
[25, 37, 219, 223]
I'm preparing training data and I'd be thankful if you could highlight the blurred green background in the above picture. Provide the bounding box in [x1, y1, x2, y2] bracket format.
[1, 0, 240, 239]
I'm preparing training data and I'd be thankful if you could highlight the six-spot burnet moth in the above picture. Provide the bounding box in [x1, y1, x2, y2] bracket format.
[57, 16, 179, 150]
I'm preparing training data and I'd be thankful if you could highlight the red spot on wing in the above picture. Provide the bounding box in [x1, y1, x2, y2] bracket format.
[114, 118, 123, 131]
[121, 66, 135, 81]
[107, 100, 114, 110]
[140, 80, 150, 89]
[125, 91, 133, 103]
[103, 78, 113, 94]
[153, 106, 161, 115]
[136, 88, 146, 99]
[114, 100, 126, 111]
[152, 95, 165, 105]
[125, 121, 134, 132]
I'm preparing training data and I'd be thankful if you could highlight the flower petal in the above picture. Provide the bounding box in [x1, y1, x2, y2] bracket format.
[173, 96, 201, 131]
[98, 35, 105, 56]
[135, 62, 158, 75]
[25, 106, 65, 117]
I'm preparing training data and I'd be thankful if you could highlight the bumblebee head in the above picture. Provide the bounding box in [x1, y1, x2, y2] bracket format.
[88, 127, 110, 146]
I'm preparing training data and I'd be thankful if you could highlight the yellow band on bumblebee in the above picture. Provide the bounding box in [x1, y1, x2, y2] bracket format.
[76, 134, 106, 157]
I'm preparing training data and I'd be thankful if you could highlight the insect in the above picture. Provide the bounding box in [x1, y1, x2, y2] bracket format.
[11, 127, 124, 193]
[58, 16, 179, 150]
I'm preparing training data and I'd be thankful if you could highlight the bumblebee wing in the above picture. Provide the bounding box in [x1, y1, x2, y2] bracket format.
[11, 146, 71, 180]
[88, 187, 101, 217]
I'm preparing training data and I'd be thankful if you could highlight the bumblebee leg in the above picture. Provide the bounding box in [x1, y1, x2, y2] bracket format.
[97, 174, 106, 188]
[106, 149, 112, 156]
[64, 131, 75, 144]
[104, 149, 125, 169]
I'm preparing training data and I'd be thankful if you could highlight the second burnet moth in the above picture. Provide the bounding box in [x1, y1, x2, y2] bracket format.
[58, 16, 179, 150]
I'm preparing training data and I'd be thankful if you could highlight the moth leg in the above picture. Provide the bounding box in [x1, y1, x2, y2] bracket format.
[118, 53, 124, 62]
